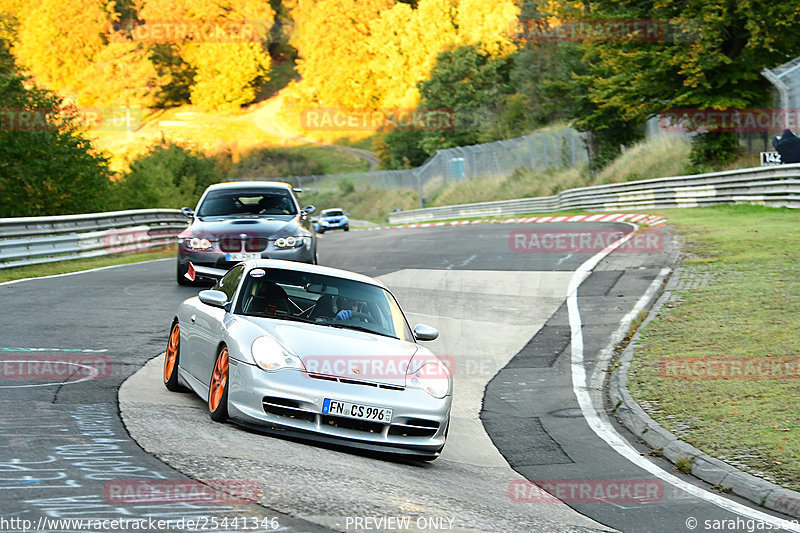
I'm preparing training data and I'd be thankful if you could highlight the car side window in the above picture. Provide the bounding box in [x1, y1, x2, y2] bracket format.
[214, 265, 245, 301]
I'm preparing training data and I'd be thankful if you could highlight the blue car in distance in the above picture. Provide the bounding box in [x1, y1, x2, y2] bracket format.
[315, 208, 349, 233]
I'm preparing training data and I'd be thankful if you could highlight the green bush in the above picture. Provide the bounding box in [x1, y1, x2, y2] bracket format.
[114, 142, 221, 209]
[221, 147, 324, 179]
[0, 74, 112, 217]
[687, 132, 743, 173]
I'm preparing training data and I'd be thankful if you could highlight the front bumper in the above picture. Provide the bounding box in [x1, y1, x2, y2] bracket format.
[319, 220, 348, 230]
[177, 241, 314, 272]
[227, 359, 450, 456]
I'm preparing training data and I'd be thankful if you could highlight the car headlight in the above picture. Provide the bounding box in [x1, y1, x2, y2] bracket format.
[275, 236, 305, 248]
[406, 357, 451, 398]
[252, 336, 304, 372]
[185, 237, 212, 250]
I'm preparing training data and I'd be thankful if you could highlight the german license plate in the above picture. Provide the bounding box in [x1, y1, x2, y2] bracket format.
[225, 253, 260, 261]
[322, 398, 392, 423]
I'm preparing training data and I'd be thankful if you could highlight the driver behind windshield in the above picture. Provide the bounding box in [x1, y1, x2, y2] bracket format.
[334, 296, 362, 321]
[258, 194, 293, 215]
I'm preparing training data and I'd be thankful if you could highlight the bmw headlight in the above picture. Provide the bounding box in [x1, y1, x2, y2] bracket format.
[405, 357, 451, 398]
[275, 236, 305, 248]
[184, 237, 212, 250]
[252, 336, 304, 372]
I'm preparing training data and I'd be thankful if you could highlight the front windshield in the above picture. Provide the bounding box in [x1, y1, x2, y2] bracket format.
[235, 268, 412, 341]
[322, 210, 344, 217]
[197, 188, 297, 218]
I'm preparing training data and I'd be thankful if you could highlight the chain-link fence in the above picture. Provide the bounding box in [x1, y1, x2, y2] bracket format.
[228, 128, 587, 204]
[763, 56, 800, 119]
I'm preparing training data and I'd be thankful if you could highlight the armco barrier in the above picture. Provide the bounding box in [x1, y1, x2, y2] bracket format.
[388, 163, 800, 223]
[0, 209, 187, 269]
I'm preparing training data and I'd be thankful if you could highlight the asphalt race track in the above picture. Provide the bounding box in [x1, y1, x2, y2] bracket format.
[1, 222, 797, 532]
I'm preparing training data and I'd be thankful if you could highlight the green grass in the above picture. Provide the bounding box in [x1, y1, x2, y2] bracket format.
[593, 136, 691, 185]
[0, 246, 176, 283]
[429, 166, 591, 207]
[283, 144, 370, 174]
[301, 186, 418, 224]
[628, 205, 800, 490]
[334, 134, 380, 151]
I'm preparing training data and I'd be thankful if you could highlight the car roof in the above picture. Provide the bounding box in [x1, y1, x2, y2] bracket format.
[243, 259, 387, 290]
[321, 208, 344, 213]
[206, 181, 293, 191]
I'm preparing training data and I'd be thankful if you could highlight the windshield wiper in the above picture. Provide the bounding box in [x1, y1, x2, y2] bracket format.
[324, 322, 398, 339]
[244, 313, 315, 324]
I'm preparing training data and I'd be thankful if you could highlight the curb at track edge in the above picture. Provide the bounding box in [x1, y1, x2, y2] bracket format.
[361, 213, 667, 231]
[607, 263, 800, 521]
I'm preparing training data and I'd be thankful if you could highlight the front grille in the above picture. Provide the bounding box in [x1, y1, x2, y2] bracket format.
[219, 236, 269, 252]
[321, 414, 384, 434]
[244, 237, 268, 252]
[220, 236, 242, 252]
[388, 418, 440, 438]
[307, 373, 404, 391]
[262, 396, 316, 423]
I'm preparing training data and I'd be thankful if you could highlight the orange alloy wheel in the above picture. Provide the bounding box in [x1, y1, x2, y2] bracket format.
[164, 323, 180, 383]
[209, 347, 229, 412]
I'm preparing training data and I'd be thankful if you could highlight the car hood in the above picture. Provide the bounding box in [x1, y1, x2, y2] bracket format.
[179, 217, 302, 239]
[243, 317, 424, 386]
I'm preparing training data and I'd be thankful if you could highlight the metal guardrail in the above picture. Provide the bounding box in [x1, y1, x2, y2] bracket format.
[388, 163, 800, 223]
[0, 209, 187, 269]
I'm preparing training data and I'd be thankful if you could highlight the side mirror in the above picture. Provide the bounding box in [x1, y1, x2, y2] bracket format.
[345, 212, 350, 217]
[302, 205, 316, 215]
[181, 207, 194, 218]
[198, 290, 229, 309]
[413, 324, 439, 341]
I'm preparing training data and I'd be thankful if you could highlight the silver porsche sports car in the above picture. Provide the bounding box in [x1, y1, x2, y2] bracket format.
[164, 259, 451, 459]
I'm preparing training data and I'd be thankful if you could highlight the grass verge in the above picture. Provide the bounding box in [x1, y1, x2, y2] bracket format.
[300, 187, 419, 223]
[628, 205, 800, 490]
[0, 246, 176, 284]
[283, 144, 370, 174]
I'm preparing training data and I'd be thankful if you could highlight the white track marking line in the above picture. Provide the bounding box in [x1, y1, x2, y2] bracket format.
[0, 258, 173, 287]
[566, 225, 800, 531]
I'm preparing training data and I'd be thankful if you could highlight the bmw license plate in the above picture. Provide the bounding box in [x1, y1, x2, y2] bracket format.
[225, 253, 261, 261]
[322, 398, 392, 423]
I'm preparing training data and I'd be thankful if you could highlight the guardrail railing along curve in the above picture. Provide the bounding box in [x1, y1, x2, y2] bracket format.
[3, 164, 799, 270]
[387, 163, 800, 224]
[0, 209, 187, 270]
